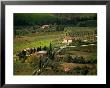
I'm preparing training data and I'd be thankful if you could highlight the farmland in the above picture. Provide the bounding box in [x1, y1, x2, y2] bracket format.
[14, 27, 97, 75]
[14, 13, 97, 75]
[14, 31, 64, 54]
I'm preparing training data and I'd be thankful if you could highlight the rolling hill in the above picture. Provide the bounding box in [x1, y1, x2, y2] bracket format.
[14, 13, 97, 26]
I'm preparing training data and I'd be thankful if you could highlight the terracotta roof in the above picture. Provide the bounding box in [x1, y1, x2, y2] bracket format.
[64, 36, 74, 40]
[64, 67, 71, 72]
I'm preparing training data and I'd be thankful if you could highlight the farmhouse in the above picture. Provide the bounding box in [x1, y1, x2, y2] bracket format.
[41, 25, 49, 29]
[62, 36, 74, 44]
[37, 50, 47, 57]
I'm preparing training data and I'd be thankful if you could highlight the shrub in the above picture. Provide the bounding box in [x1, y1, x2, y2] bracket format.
[51, 62, 60, 72]
[63, 54, 73, 63]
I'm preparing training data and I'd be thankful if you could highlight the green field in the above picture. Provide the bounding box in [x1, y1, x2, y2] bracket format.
[14, 27, 97, 75]
[14, 31, 64, 54]
[14, 27, 96, 54]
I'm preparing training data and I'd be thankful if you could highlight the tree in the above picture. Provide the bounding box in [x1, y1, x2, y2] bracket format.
[51, 62, 59, 72]
[47, 43, 55, 60]
[64, 54, 73, 63]
[56, 25, 64, 31]
[33, 47, 36, 53]
[30, 48, 33, 54]
[80, 66, 89, 75]
[39, 57, 42, 69]
[73, 66, 81, 74]
[37, 47, 39, 52]
[43, 46, 47, 51]
[48, 43, 52, 57]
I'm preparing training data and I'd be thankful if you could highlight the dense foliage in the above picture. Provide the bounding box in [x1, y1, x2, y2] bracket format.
[14, 13, 97, 26]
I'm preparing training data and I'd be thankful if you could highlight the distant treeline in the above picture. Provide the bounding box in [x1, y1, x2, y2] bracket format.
[14, 13, 97, 27]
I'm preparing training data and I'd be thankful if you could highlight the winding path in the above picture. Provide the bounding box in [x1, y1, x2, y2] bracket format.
[56, 43, 96, 54]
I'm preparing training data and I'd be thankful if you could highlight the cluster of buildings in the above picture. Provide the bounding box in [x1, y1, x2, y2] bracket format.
[62, 33, 97, 44]
[41, 25, 49, 29]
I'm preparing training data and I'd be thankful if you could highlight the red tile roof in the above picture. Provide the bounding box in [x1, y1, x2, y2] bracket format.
[64, 36, 74, 40]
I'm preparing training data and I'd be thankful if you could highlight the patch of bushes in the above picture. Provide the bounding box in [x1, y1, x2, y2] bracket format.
[62, 54, 97, 64]
[71, 66, 89, 75]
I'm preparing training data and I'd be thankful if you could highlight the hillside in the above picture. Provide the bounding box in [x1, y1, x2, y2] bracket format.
[14, 13, 97, 26]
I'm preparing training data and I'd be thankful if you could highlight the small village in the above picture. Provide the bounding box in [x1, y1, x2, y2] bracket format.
[14, 13, 97, 75]
[14, 24, 97, 75]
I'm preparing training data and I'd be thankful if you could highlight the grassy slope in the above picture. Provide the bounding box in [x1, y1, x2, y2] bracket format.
[14, 31, 64, 54]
